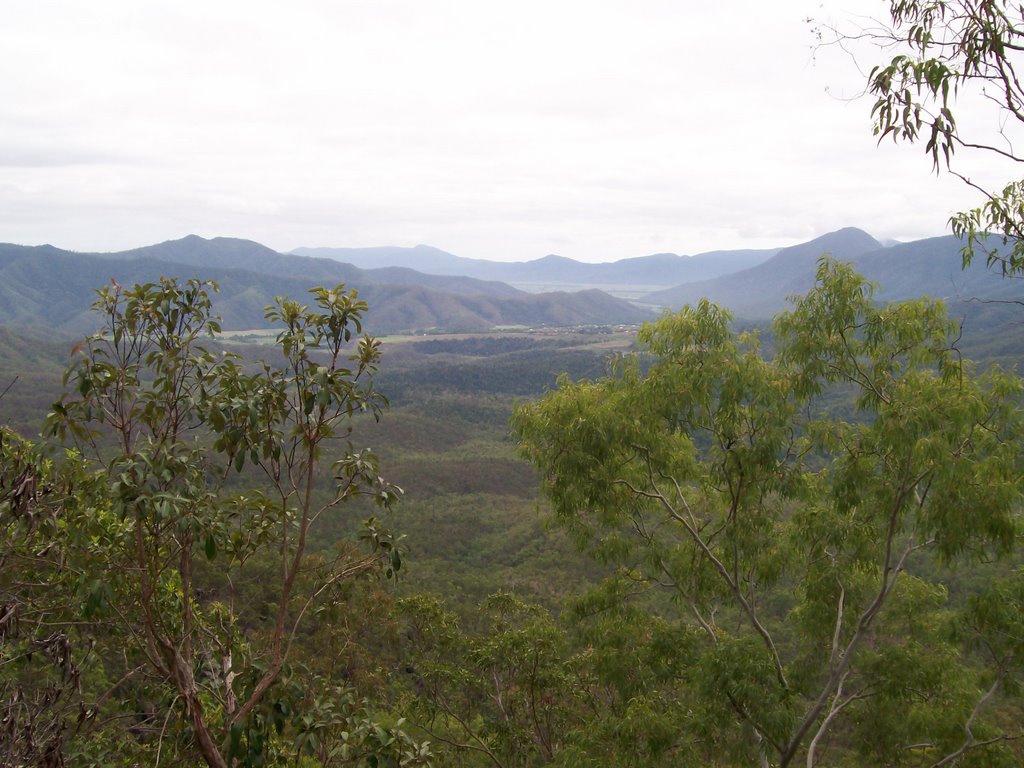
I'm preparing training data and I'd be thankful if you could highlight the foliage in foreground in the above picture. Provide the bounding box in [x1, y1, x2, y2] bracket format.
[1, 278, 431, 766]
[508, 260, 1024, 767]
[5, 263, 1024, 767]
[839, 0, 1024, 276]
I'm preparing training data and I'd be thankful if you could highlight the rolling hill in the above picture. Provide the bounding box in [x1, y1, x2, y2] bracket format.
[642, 229, 1023, 319]
[0, 238, 653, 334]
[7, 227, 1024, 345]
[643, 227, 885, 315]
[85, 236, 524, 299]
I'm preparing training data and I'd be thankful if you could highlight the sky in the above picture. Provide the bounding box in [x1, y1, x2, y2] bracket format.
[0, 1, 1015, 262]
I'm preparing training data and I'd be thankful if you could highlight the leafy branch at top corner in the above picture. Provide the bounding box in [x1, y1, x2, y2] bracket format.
[821, 1, 1024, 273]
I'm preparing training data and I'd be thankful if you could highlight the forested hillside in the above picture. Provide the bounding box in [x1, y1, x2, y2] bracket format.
[644, 230, 1024, 321]
[4, 255, 1024, 766]
[3, 225, 1024, 768]
[0, 238, 652, 333]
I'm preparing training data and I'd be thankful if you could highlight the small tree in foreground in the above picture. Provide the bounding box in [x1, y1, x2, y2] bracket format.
[513, 260, 1024, 767]
[1, 278, 431, 766]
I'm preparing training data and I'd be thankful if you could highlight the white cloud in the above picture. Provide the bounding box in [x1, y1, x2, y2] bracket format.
[0, 0, 1010, 261]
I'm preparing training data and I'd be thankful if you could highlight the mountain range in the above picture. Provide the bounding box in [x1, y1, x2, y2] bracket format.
[642, 227, 1022, 319]
[291, 243, 779, 290]
[0, 238, 652, 334]
[2, 228, 1022, 345]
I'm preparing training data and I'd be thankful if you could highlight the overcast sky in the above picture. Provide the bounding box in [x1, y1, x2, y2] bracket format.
[0, 1, 1013, 262]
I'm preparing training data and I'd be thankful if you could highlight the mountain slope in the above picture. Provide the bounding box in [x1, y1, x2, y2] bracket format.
[0, 241, 652, 334]
[642, 229, 1024, 327]
[104, 236, 524, 299]
[851, 235, 1020, 303]
[643, 228, 884, 315]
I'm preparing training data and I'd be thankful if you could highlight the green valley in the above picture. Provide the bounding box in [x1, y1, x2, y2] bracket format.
[4, 229, 1024, 767]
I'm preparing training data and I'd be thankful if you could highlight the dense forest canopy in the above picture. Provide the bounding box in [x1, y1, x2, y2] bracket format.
[513, 260, 1024, 767]
[4, 257, 1024, 766]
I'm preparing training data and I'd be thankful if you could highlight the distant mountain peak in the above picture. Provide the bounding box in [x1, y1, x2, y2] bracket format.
[534, 254, 578, 264]
[770, 227, 881, 265]
[802, 226, 878, 246]
[154, 234, 275, 249]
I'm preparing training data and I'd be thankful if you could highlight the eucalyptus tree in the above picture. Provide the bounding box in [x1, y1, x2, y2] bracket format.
[513, 260, 1024, 767]
[838, 0, 1024, 272]
[2, 278, 431, 767]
